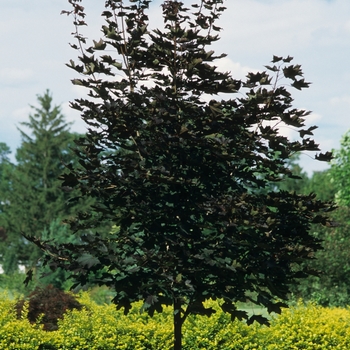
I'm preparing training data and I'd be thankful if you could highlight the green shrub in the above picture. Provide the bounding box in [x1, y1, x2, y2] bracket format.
[1, 293, 350, 349]
[57, 292, 172, 350]
[260, 301, 350, 349]
[0, 297, 54, 349]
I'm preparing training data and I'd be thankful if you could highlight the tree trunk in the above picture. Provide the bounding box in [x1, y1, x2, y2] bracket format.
[173, 298, 183, 350]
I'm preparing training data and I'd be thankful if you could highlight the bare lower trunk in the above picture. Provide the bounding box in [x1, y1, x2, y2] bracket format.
[173, 298, 183, 350]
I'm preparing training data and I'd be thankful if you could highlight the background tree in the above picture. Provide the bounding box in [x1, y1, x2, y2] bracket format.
[293, 206, 350, 306]
[31, 1, 334, 349]
[306, 169, 336, 202]
[0, 90, 92, 276]
[282, 149, 348, 305]
[276, 153, 309, 193]
[0, 142, 14, 270]
[276, 154, 336, 202]
[0, 142, 12, 222]
[291, 131, 350, 306]
[330, 130, 350, 206]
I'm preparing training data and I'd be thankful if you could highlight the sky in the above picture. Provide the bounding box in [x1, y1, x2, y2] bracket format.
[1, 0, 349, 175]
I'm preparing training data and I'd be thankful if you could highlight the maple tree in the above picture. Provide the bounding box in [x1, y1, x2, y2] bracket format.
[27, 1, 334, 349]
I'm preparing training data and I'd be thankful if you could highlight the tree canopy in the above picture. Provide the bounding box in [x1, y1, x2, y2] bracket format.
[29, 1, 335, 349]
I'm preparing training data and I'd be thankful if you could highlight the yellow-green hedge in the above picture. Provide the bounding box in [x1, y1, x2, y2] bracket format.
[1, 292, 350, 349]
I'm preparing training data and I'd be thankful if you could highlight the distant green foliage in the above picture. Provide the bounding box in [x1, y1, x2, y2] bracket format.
[331, 130, 350, 206]
[0, 90, 78, 271]
[0, 143, 12, 220]
[277, 154, 336, 202]
[291, 206, 350, 307]
[87, 285, 114, 305]
[284, 134, 350, 307]
[277, 153, 309, 194]
[0, 90, 98, 285]
[305, 169, 336, 202]
[0, 272, 35, 298]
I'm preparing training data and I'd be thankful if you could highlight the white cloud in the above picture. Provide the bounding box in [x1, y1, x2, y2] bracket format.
[12, 106, 32, 123]
[218, 0, 350, 60]
[215, 57, 257, 80]
[304, 112, 322, 124]
[345, 20, 350, 33]
[0, 68, 33, 85]
[330, 95, 350, 106]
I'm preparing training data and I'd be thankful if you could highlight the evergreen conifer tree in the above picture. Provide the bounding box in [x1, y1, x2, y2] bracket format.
[0, 143, 14, 272]
[0, 142, 12, 219]
[0, 90, 89, 274]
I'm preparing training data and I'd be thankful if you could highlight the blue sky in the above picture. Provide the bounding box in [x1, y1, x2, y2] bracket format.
[1, 0, 349, 175]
